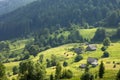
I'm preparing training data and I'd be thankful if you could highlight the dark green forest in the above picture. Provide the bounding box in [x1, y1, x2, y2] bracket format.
[0, 0, 36, 15]
[0, 0, 120, 40]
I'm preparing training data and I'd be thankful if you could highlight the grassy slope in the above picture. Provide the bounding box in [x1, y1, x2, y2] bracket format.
[4, 43, 120, 80]
[4, 28, 120, 80]
[79, 28, 96, 41]
[4, 39, 33, 72]
[43, 43, 120, 80]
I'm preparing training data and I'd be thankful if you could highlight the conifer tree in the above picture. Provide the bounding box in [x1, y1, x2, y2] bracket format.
[99, 61, 105, 78]
[116, 70, 120, 80]
[103, 37, 111, 46]
[50, 74, 54, 80]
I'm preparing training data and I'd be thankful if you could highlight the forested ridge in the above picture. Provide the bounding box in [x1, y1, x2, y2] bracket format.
[0, 0, 36, 15]
[0, 0, 120, 40]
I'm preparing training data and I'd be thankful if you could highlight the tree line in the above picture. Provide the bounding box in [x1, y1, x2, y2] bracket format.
[0, 60, 120, 80]
[1, 27, 120, 62]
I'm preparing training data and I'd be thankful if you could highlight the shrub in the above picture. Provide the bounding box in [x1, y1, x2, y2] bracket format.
[50, 74, 54, 80]
[101, 46, 107, 51]
[61, 69, 73, 79]
[116, 70, 120, 80]
[103, 37, 111, 46]
[12, 66, 19, 75]
[102, 51, 109, 58]
[46, 59, 51, 68]
[63, 61, 68, 67]
[74, 55, 83, 62]
[81, 72, 94, 80]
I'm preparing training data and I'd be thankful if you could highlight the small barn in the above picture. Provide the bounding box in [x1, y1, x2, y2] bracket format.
[87, 57, 98, 67]
[74, 47, 84, 54]
[86, 44, 97, 51]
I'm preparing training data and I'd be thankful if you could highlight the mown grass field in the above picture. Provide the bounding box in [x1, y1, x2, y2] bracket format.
[79, 28, 97, 41]
[3, 28, 120, 80]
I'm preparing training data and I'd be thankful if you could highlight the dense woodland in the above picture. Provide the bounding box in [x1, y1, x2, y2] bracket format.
[0, 0, 120, 40]
[0, 0, 36, 15]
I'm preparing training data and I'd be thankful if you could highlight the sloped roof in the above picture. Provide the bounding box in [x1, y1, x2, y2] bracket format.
[86, 44, 97, 51]
[87, 57, 98, 63]
[80, 64, 87, 68]
[88, 44, 97, 49]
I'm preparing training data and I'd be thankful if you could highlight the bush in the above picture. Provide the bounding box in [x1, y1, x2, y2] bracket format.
[61, 69, 73, 79]
[63, 61, 68, 67]
[50, 74, 54, 80]
[103, 37, 111, 46]
[101, 46, 107, 51]
[74, 55, 83, 62]
[12, 78, 16, 80]
[81, 72, 94, 80]
[46, 59, 51, 68]
[102, 51, 109, 58]
[12, 66, 19, 75]
[25, 44, 40, 56]
[116, 70, 120, 80]
[0, 62, 6, 79]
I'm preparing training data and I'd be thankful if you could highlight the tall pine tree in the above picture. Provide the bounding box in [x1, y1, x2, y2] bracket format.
[116, 70, 120, 80]
[99, 61, 105, 78]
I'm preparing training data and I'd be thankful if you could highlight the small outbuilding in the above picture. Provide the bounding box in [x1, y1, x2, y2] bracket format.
[74, 47, 84, 54]
[86, 44, 97, 51]
[87, 57, 98, 67]
[79, 64, 87, 69]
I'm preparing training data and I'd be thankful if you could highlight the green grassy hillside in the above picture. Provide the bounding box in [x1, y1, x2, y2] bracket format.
[79, 28, 97, 41]
[4, 42, 120, 80]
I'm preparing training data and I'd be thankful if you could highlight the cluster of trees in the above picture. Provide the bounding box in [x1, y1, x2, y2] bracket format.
[92, 27, 120, 42]
[46, 54, 58, 67]
[0, 62, 8, 80]
[0, 0, 120, 40]
[92, 28, 106, 42]
[101, 37, 111, 58]
[12, 54, 73, 80]
[0, 41, 29, 63]
[0, 41, 10, 63]
[55, 63, 73, 80]
[33, 28, 83, 52]
[19, 60, 46, 80]
[0, 41, 10, 52]
[0, 58, 120, 80]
